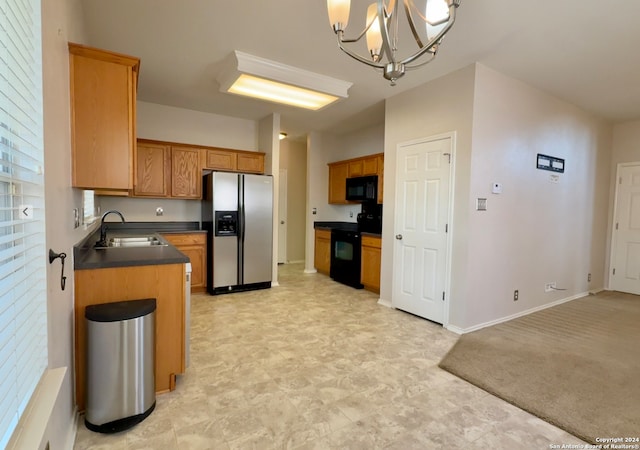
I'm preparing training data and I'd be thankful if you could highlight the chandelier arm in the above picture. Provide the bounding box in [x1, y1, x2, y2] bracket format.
[404, 50, 437, 69]
[336, 18, 376, 44]
[336, 35, 386, 69]
[398, 5, 458, 66]
[404, 0, 425, 49]
[377, 1, 396, 64]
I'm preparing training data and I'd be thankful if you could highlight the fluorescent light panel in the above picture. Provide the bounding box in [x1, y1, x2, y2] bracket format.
[228, 74, 339, 110]
[217, 51, 352, 111]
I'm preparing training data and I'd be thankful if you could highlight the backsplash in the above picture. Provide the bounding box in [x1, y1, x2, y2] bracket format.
[99, 196, 201, 222]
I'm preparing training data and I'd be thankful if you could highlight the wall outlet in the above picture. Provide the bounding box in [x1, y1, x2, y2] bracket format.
[156, 207, 164, 216]
[588, 273, 592, 282]
[545, 282, 556, 292]
[513, 290, 519, 301]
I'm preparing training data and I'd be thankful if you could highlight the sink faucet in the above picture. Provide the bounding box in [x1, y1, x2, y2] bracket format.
[95, 210, 126, 247]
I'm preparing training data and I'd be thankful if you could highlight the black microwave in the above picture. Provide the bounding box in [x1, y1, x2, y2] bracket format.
[346, 175, 377, 202]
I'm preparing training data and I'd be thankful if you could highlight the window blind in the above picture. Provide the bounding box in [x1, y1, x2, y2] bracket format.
[0, 0, 47, 447]
[82, 189, 96, 224]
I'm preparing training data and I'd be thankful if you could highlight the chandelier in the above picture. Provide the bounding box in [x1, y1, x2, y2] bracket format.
[327, 0, 461, 85]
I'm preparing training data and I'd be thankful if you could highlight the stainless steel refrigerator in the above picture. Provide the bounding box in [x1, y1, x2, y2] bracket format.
[202, 172, 273, 294]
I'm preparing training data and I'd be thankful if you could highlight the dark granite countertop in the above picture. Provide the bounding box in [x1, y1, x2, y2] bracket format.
[313, 221, 358, 231]
[314, 221, 381, 237]
[74, 222, 199, 270]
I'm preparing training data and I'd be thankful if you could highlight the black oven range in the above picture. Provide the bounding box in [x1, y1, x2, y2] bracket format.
[330, 228, 363, 289]
[327, 202, 382, 289]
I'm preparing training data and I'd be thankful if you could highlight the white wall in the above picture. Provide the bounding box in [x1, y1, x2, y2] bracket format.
[383, 64, 476, 325]
[258, 114, 281, 285]
[280, 139, 307, 262]
[383, 63, 612, 331]
[605, 120, 640, 287]
[461, 64, 612, 330]
[101, 101, 259, 222]
[42, 0, 88, 447]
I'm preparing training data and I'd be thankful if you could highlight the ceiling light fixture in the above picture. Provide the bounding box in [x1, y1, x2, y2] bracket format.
[327, 0, 461, 85]
[279, 132, 288, 140]
[217, 51, 352, 110]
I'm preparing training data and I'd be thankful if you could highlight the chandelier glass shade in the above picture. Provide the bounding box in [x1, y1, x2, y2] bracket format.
[327, 0, 461, 85]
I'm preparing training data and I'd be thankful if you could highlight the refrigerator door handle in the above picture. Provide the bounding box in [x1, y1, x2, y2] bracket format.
[238, 174, 245, 286]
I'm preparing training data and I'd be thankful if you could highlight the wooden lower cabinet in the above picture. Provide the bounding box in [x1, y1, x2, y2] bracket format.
[74, 263, 185, 411]
[361, 235, 382, 293]
[162, 233, 207, 293]
[314, 229, 331, 275]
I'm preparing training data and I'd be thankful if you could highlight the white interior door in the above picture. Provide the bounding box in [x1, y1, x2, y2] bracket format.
[393, 136, 452, 324]
[611, 163, 640, 294]
[278, 168, 287, 264]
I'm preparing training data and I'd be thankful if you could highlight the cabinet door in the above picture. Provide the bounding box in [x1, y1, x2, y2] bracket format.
[134, 142, 170, 197]
[162, 233, 207, 292]
[314, 230, 332, 275]
[328, 162, 349, 204]
[181, 246, 206, 292]
[69, 44, 139, 191]
[205, 150, 237, 171]
[362, 157, 378, 175]
[237, 153, 265, 174]
[348, 160, 363, 177]
[361, 236, 381, 292]
[171, 147, 202, 199]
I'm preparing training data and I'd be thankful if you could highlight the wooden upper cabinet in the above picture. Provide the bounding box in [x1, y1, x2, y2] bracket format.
[69, 43, 139, 191]
[363, 157, 378, 175]
[348, 160, 363, 177]
[329, 153, 383, 204]
[204, 150, 237, 171]
[134, 141, 171, 197]
[237, 153, 265, 174]
[171, 147, 201, 199]
[328, 161, 350, 204]
[202, 148, 265, 174]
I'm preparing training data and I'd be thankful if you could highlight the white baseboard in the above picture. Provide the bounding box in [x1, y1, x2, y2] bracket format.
[303, 268, 317, 274]
[286, 260, 305, 264]
[449, 291, 589, 334]
[377, 297, 393, 308]
[271, 281, 280, 287]
[445, 325, 465, 335]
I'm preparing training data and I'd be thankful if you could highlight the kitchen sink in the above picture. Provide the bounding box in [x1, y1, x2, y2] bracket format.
[95, 235, 169, 249]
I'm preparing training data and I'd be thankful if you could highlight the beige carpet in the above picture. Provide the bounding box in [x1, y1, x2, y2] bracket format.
[439, 291, 640, 444]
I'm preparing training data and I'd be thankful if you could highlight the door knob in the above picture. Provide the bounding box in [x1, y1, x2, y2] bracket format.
[280, 220, 285, 224]
[395, 234, 403, 240]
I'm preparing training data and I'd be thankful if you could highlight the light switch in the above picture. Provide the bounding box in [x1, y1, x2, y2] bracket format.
[476, 198, 487, 211]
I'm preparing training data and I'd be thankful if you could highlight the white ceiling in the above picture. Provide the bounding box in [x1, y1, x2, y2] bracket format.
[80, 0, 640, 140]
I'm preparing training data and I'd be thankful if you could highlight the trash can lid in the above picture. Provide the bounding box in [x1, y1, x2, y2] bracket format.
[85, 298, 157, 322]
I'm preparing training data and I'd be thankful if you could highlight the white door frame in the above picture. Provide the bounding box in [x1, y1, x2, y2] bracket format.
[278, 168, 288, 264]
[393, 131, 456, 327]
[608, 161, 640, 290]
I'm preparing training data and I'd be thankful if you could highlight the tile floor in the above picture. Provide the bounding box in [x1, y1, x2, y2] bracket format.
[74, 263, 585, 449]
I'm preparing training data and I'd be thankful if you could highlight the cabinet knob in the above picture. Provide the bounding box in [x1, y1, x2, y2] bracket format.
[395, 234, 403, 240]
[280, 220, 285, 224]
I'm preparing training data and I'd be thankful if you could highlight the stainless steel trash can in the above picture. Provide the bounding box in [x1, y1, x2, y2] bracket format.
[84, 298, 156, 433]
